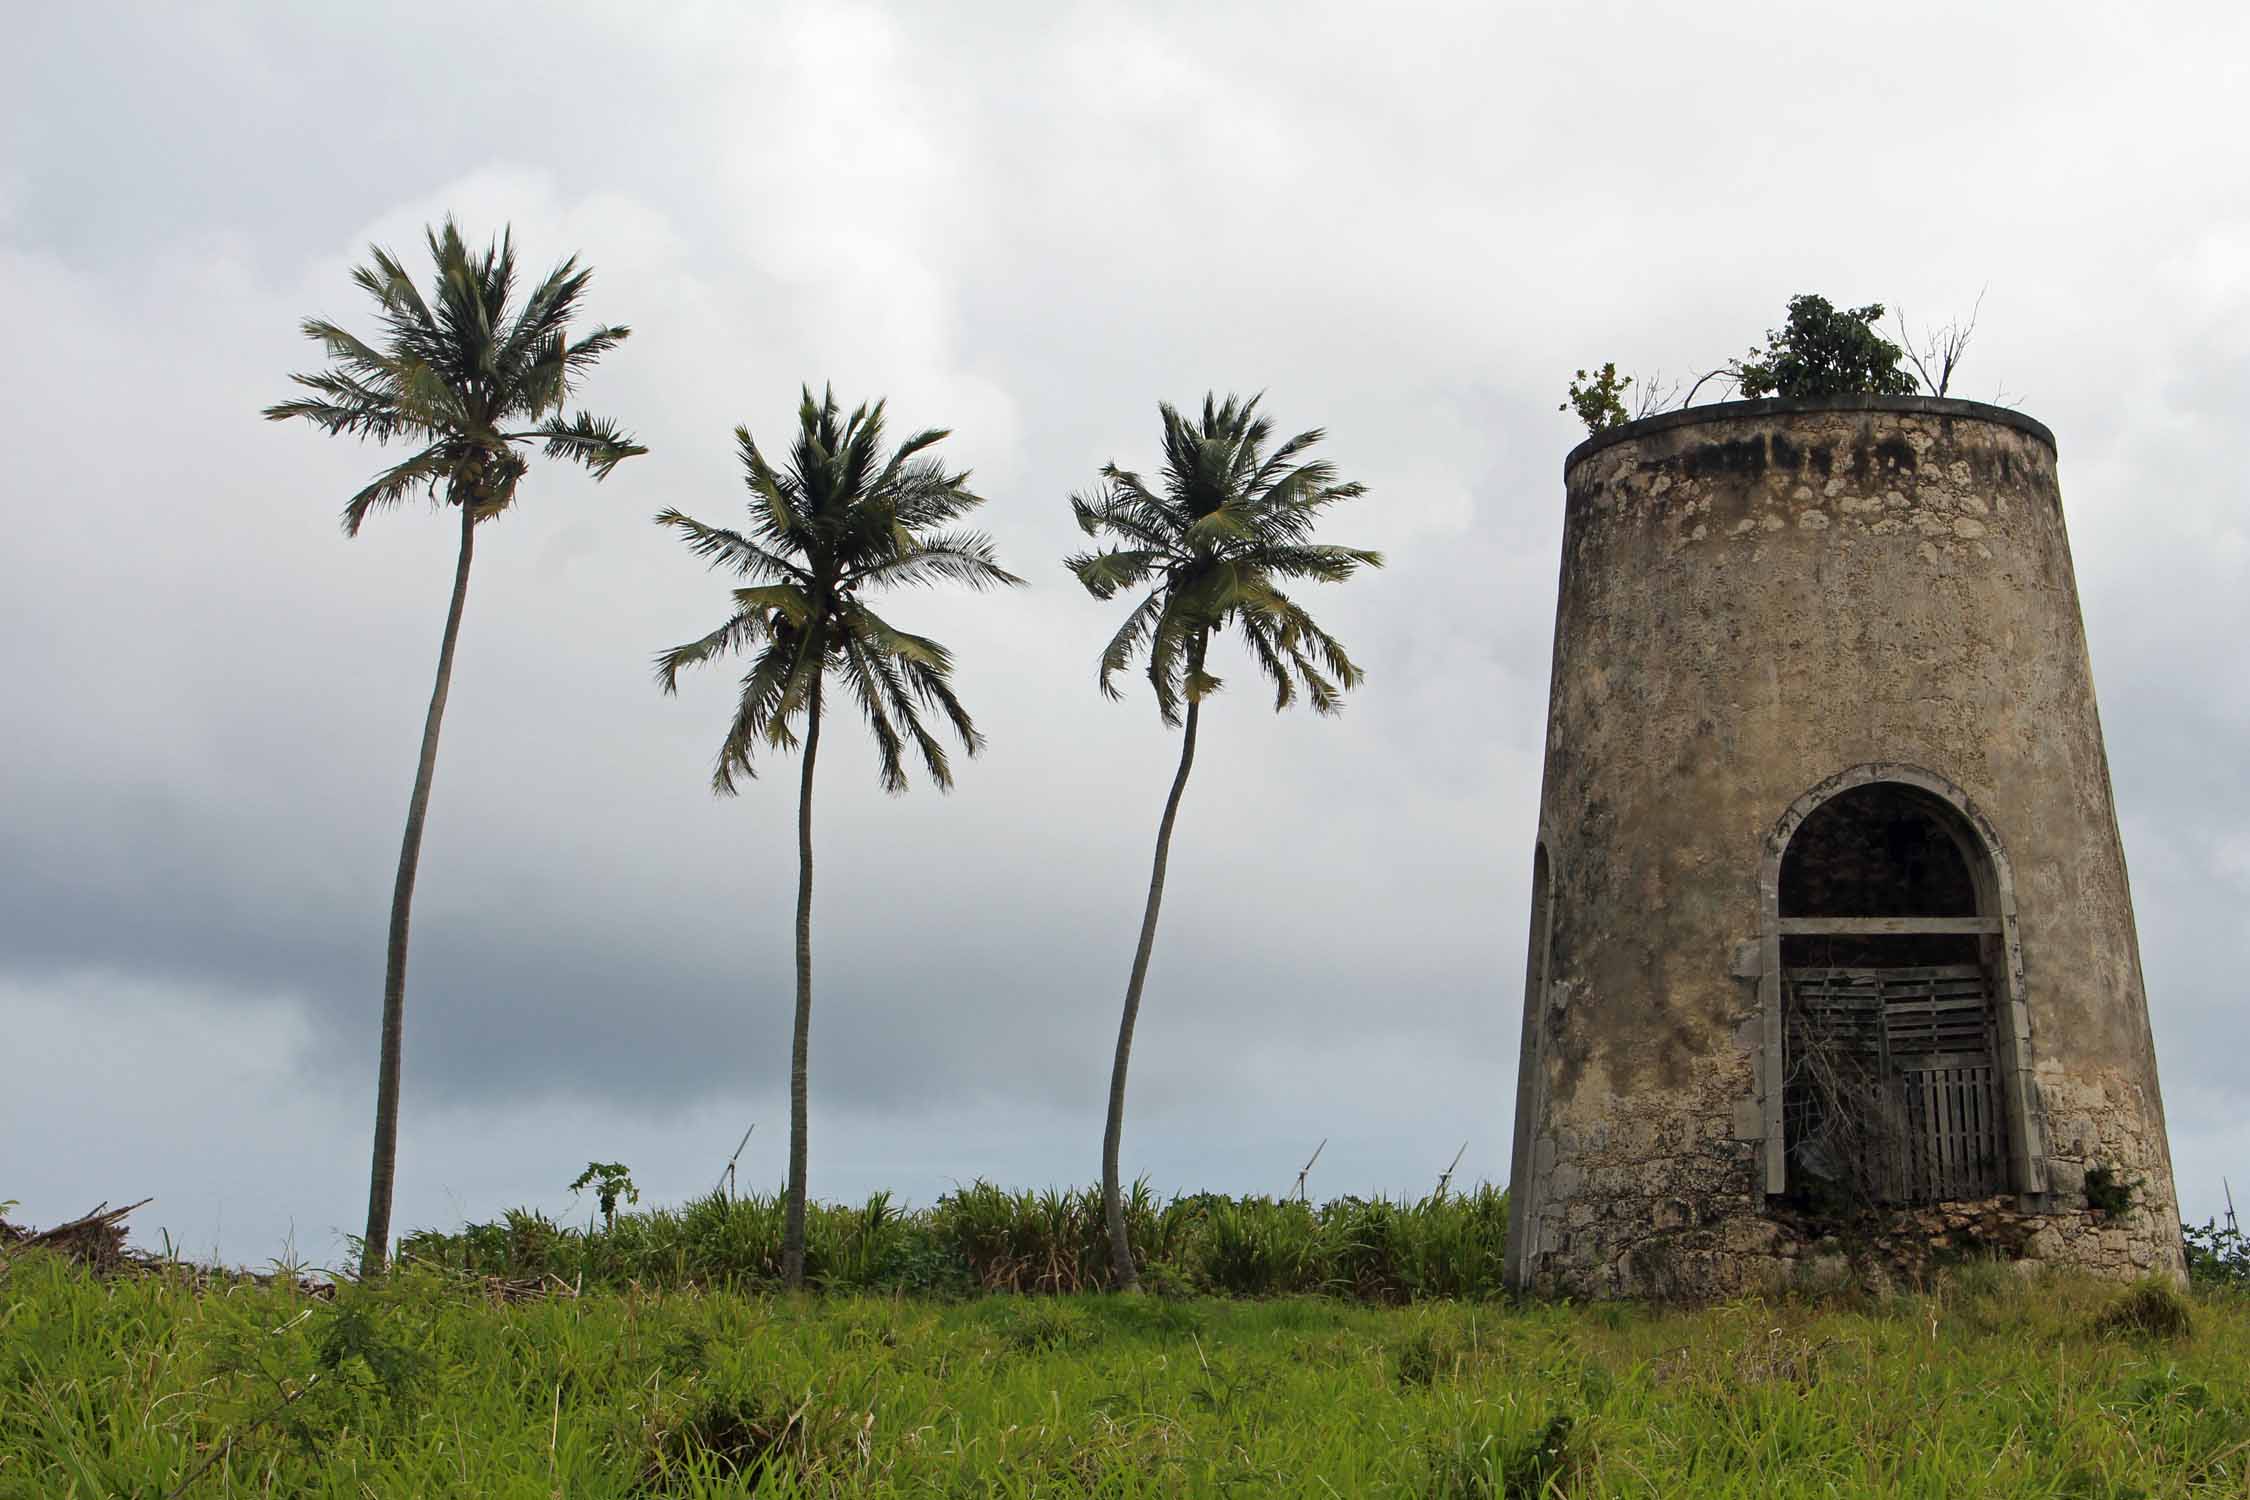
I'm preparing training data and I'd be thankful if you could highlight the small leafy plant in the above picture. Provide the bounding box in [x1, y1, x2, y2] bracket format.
[569, 1162, 641, 1230]
[1560, 364, 1633, 434]
[2084, 1164, 2136, 1217]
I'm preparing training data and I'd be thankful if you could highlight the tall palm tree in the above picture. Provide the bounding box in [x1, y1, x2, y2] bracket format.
[1066, 393, 1382, 1292]
[265, 219, 643, 1276]
[655, 386, 1021, 1290]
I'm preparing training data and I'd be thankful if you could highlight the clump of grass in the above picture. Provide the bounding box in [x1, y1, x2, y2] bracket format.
[641, 1389, 795, 1492]
[1327, 1186, 1513, 1302]
[1731, 1326, 1837, 1388]
[2094, 1277, 2195, 1340]
[1000, 1300, 1094, 1354]
[1195, 1197, 1323, 1295]
[1393, 1321, 1471, 1387]
[1427, 1412, 1582, 1499]
[639, 1375, 874, 1494]
[1501, 1412, 1581, 1499]
[931, 1179, 1196, 1293]
[1394, 1325, 1445, 1387]
[1941, 1254, 2016, 1304]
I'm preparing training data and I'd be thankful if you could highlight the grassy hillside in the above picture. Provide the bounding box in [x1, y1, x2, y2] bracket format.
[4, 1242, 2245, 1497]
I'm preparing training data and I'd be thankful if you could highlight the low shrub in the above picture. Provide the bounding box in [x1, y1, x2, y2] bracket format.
[2094, 1277, 2195, 1340]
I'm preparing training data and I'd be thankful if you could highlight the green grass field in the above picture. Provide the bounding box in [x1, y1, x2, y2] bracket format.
[5, 1243, 2247, 1498]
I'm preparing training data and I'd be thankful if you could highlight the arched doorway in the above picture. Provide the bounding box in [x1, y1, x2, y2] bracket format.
[1758, 766, 2045, 1206]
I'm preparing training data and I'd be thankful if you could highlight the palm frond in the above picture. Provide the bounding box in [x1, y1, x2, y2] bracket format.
[562, 323, 631, 377]
[1253, 542, 1386, 583]
[1063, 547, 1162, 601]
[842, 601, 949, 671]
[1246, 427, 1320, 494]
[733, 584, 813, 626]
[262, 385, 411, 442]
[1236, 609, 1298, 712]
[888, 460, 990, 532]
[652, 509, 806, 582]
[496, 258, 592, 376]
[339, 442, 455, 535]
[297, 318, 397, 382]
[1143, 592, 1205, 726]
[836, 630, 912, 793]
[709, 637, 799, 794]
[846, 530, 1022, 592]
[767, 623, 827, 736]
[350, 245, 437, 338]
[904, 654, 981, 759]
[734, 425, 804, 549]
[530, 411, 646, 477]
[653, 609, 772, 694]
[868, 425, 949, 494]
[1183, 504, 1254, 550]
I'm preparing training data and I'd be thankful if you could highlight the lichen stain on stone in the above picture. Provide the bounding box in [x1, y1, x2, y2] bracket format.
[1680, 436, 1770, 481]
[1849, 434, 1920, 483]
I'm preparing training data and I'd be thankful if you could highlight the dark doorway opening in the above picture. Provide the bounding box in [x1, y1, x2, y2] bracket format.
[1779, 782, 2011, 1206]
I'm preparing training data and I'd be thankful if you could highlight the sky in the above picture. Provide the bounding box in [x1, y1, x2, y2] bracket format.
[3, 2, 2246, 1267]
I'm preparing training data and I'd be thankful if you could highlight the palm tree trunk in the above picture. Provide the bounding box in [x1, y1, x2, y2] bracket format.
[360, 501, 476, 1277]
[782, 687, 822, 1291]
[1102, 692, 1202, 1291]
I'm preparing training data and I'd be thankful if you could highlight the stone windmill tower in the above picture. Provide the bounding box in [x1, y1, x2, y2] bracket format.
[1503, 395, 2182, 1297]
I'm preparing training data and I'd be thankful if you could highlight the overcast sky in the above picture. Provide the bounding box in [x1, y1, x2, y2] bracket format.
[4, 2, 2246, 1266]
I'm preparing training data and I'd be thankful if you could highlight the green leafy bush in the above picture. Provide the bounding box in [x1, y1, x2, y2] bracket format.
[1735, 294, 1917, 399]
[2184, 1218, 2249, 1287]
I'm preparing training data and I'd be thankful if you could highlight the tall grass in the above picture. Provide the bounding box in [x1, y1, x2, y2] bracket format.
[398, 1188, 940, 1293]
[397, 1182, 1512, 1299]
[6, 1246, 2246, 1496]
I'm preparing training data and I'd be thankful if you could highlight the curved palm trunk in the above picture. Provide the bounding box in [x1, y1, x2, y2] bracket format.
[1102, 694, 1202, 1291]
[782, 689, 823, 1290]
[361, 502, 476, 1277]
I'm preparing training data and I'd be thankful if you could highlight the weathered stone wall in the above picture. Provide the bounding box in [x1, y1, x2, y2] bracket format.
[1507, 396, 2181, 1298]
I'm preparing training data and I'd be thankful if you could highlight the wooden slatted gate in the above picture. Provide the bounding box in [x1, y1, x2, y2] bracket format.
[1784, 965, 2007, 1203]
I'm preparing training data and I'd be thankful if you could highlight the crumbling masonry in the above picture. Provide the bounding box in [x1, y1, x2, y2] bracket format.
[1504, 396, 2183, 1297]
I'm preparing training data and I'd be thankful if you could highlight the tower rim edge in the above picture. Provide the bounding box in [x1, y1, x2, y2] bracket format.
[1564, 395, 2056, 475]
